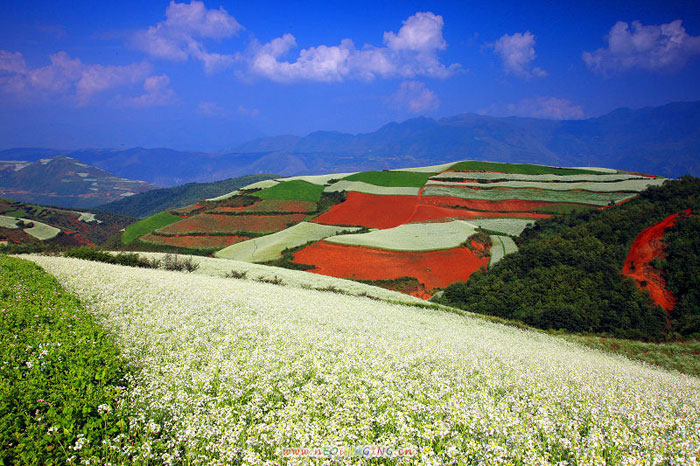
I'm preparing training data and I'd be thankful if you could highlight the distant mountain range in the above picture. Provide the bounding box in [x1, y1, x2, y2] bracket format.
[1, 100, 699, 191]
[0, 157, 156, 208]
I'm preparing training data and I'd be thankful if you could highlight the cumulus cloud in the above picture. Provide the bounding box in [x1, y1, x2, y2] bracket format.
[132, 1, 242, 73]
[246, 11, 458, 82]
[119, 75, 175, 107]
[583, 20, 700, 74]
[492, 31, 547, 78]
[0, 50, 155, 105]
[389, 81, 439, 113]
[483, 96, 584, 120]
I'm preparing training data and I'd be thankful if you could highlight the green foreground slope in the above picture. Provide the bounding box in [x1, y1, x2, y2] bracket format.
[0, 255, 131, 464]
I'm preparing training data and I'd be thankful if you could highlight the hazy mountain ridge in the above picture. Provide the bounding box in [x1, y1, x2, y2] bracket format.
[2, 101, 699, 187]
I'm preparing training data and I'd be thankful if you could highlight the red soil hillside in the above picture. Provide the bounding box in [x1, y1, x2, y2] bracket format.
[622, 209, 692, 312]
[292, 239, 490, 299]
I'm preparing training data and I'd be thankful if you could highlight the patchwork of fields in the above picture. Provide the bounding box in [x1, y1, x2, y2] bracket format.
[19, 255, 700, 465]
[124, 160, 665, 298]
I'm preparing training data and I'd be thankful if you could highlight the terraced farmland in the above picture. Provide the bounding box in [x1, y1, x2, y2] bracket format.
[122, 160, 665, 297]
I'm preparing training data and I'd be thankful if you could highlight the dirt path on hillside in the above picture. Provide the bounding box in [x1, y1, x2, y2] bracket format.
[621, 209, 691, 312]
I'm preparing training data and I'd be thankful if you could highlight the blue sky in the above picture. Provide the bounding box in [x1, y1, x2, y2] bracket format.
[1, 0, 699, 150]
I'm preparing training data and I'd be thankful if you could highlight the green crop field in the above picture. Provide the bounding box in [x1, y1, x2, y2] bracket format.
[343, 170, 434, 187]
[448, 161, 603, 176]
[0, 255, 132, 464]
[255, 180, 325, 202]
[121, 211, 182, 244]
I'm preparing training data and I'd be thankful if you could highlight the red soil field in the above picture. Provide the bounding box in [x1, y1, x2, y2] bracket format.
[158, 213, 306, 234]
[212, 199, 316, 214]
[421, 196, 570, 212]
[621, 209, 692, 312]
[312, 192, 548, 229]
[292, 240, 490, 299]
[141, 233, 249, 249]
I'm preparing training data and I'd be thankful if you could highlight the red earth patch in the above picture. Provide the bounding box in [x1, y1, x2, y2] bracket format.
[292, 240, 490, 299]
[621, 209, 692, 312]
[312, 192, 548, 229]
[141, 233, 249, 249]
[158, 213, 307, 234]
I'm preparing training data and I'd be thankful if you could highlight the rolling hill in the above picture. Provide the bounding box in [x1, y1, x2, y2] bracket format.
[0, 197, 134, 248]
[0, 156, 156, 208]
[121, 160, 665, 302]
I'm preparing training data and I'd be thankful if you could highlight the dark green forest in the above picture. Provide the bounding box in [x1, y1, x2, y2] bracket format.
[439, 176, 700, 340]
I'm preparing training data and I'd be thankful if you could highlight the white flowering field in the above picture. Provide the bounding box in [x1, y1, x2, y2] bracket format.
[488, 235, 518, 266]
[430, 172, 645, 182]
[25, 255, 700, 465]
[427, 179, 666, 192]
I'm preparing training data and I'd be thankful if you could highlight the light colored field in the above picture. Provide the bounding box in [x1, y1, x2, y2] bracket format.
[215, 222, 360, 262]
[240, 179, 280, 191]
[0, 215, 60, 240]
[324, 180, 420, 196]
[0, 215, 19, 229]
[24, 221, 60, 240]
[571, 166, 620, 173]
[25, 255, 700, 465]
[326, 220, 478, 251]
[471, 218, 534, 236]
[275, 172, 356, 185]
[422, 185, 638, 206]
[489, 235, 518, 266]
[205, 190, 240, 201]
[389, 161, 460, 173]
[77, 212, 102, 223]
[430, 172, 644, 182]
[428, 178, 665, 192]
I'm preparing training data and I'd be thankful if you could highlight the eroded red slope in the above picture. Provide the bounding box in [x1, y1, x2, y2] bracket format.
[622, 209, 691, 312]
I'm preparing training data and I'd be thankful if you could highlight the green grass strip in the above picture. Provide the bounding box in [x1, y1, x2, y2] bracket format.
[121, 211, 182, 244]
[0, 255, 132, 464]
[449, 161, 602, 175]
[343, 170, 434, 187]
[255, 180, 325, 202]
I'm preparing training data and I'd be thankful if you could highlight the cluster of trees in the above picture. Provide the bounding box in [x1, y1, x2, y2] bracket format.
[439, 176, 700, 340]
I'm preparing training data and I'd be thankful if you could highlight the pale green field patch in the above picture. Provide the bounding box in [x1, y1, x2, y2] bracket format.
[326, 220, 479, 251]
[324, 180, 420, 196]
[215, 222, 360, 262]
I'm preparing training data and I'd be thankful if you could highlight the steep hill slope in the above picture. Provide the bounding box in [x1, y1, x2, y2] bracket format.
[0, 156, 156, 208]
[439, 176, 700, 339]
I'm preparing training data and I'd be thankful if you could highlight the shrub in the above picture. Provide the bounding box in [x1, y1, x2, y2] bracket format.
[162, 253, 199, 273]
[224, 270, 248, 279]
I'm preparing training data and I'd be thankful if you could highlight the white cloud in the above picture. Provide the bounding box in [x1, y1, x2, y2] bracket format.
[483, 96, 584, 120]
[132, 1, 242, 73]
[0, 50, 155, 105]
[119, 75, 175, 107]
[197, 101, 229, 117]
[389, 81, 439, 113]
[583, 20, 700, 74]
[246, 11, 458, 82]
[492, 31, 547, 78]
[237, 104, 260, 118]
